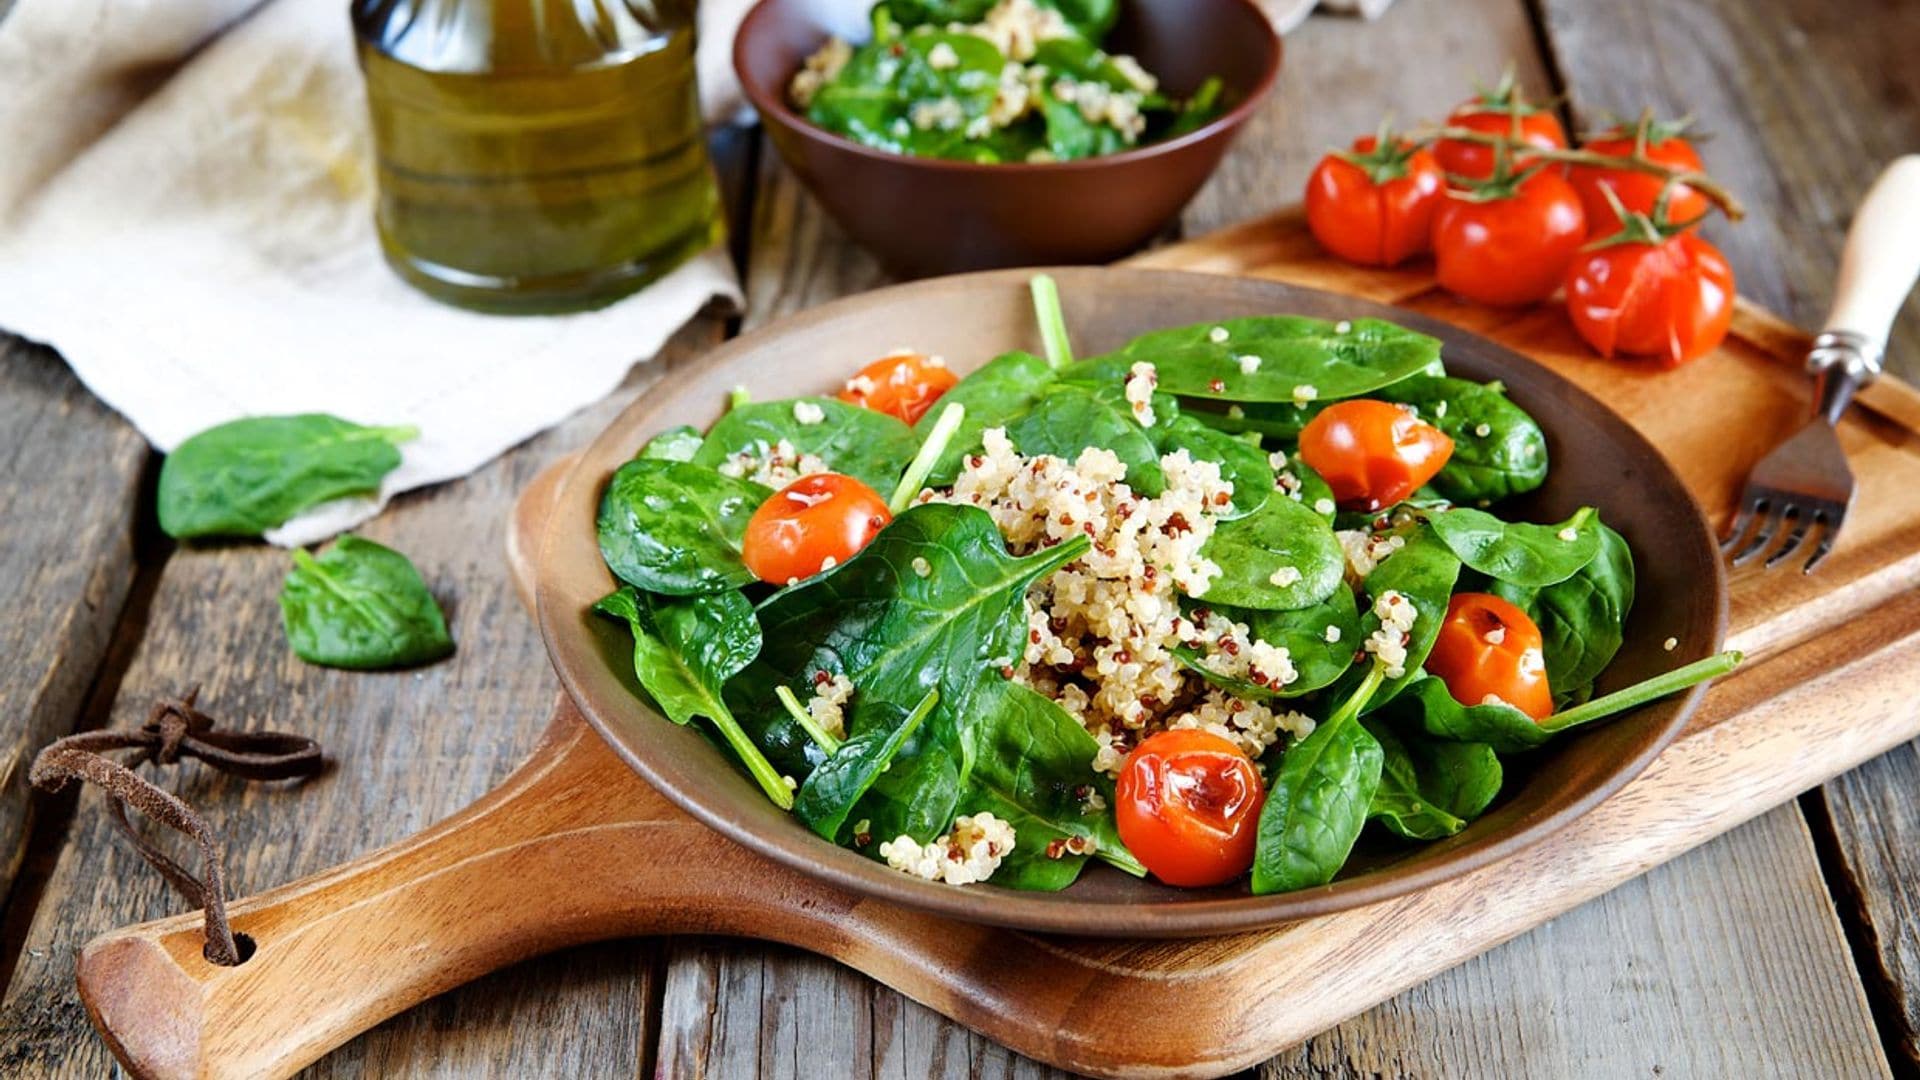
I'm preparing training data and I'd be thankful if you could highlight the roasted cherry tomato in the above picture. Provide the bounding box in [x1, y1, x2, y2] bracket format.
[1433, 80, 1568, 182]
[1298, 399, 1454, 513]
[1306, 135, 1446, 268]
[1427, 592, 1553, 720]
[741, 473, 891, 585]
[1433, 169, 1587, 306]
[1568, 117, 1708, 237]
[1114, 730, 1265, 887]
[1565, 229, 1735, 368]
[836, 351, 959, 424]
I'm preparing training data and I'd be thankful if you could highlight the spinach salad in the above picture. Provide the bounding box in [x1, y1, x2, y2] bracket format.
[592, 275, 1738, 894]
[789, 0, 1225, 164]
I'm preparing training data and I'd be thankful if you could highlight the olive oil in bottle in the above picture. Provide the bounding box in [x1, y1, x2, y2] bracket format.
[351, 0, 722, 313]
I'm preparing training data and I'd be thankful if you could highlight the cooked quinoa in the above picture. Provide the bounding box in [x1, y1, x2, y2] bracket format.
[880, 811, 1017, 885]
[715, 437, 827, 489]
[803, 671, 855, 741]
[917, 427, 1315, 771]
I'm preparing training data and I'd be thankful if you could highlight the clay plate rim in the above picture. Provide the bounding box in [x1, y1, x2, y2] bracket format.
[534, 267, 1730, 938]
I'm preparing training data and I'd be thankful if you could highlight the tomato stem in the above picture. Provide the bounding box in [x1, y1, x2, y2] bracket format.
[1422, 126, 1746, 220]
[1542, 650, 1742, 734]
[889, 401, 966, 512]
[1030, 273, 1075, 368]
[775, 684, 843, 755]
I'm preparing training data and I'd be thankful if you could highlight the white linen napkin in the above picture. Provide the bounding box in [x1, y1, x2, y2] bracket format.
[0, 0, 744, 546]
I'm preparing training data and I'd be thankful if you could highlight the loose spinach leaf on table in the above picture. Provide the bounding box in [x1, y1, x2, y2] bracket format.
[639, 425, 704, 462]
[597, 458, 770, 596]
[279, 535, 452, 670]
[1493, 521, 1635, 695]
[1363, 716, 1503, 840]
[1379, 376, 1548, 503]
[691, 397, 920, 493]
[1065, 317, 1441, 404]
[795, 689, 937, 842]
[594, 586, 793, 807]
[920, 350, 1057, 486]
[1429, 506, 1601, 588]
[158, 414, 417, 539]
[1005, 381, 1172, 495]
[1250, 667, 1386, 894]
[1153, 414, 1274, 519]
[1194, 493, 1344, 610]
[731, 503, 1089, 783]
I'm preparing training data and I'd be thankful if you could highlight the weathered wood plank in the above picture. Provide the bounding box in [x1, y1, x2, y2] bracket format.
[0, 337, 147, 911]
[1539, 0, 1920, 1065]
[0, 318, 724, 1076]
[1262, 804, 1887, 1078]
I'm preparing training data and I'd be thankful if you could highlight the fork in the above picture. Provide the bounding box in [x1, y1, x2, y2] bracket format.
[1724, 156, 1920, 572]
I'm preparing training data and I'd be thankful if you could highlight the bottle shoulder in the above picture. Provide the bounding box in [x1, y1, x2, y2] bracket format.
[350, 0, 697, 74]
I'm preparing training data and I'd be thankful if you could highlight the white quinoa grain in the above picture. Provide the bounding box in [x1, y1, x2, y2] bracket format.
[1335, 320, 1352, 334]
[792, 400, 826, 425]
[1475, 423, 1493, 437]
[1557, 526, 1579, 542]
[1237, 354, 1262, 375]
[1663, 636, 1679, 651]
[1314, 498, 1336, 516]
[911, 556, 932, 577]
[1324, 624, 1342, 643]
[1268, 565, 1302, 588]
[927, 41, 960, 70]
[1208, 325, 1230, 344]
[1124, 361, 1159, 428]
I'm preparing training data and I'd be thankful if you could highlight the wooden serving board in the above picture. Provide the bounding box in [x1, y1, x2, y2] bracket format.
[74, 212, 1920, 1080]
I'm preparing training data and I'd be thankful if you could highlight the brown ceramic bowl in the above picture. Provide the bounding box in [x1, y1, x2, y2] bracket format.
[732, 0, 1282, 277]
[537, 268, 1729, 938]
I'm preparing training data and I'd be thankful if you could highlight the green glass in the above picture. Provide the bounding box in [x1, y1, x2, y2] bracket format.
[352, 0, 723, 314]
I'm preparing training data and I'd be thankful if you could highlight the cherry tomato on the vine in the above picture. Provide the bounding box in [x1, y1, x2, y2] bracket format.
[741, 473, 891, 585]
[1433, 169, 1587, 306]
[1565, 229, 1735, 368]
[1569, 118, 1708, 237]
[1298, 399, 1454, 513]
[837, 351, 959, 424]
[1433, 81, 1568, 182]
[1426, 593, 1553, 720]
[1114, 730, 1265, 887]
[1305, 135, 1446, 268]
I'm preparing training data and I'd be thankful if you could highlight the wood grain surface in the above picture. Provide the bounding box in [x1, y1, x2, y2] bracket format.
[1, 0, 1916, 1076]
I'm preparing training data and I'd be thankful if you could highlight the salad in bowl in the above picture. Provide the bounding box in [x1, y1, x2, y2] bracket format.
[591, 275, 1737, 895]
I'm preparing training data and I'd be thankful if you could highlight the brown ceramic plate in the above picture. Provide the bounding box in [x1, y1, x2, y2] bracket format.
[734, 0, 1281, 276]
[536, 268, 1729, 938]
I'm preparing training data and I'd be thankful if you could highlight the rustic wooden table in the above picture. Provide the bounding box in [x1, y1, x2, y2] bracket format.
[3, 0, 1918, 1075]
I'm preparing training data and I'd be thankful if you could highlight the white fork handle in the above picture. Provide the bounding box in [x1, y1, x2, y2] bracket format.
[1821, 155, 1920, 372]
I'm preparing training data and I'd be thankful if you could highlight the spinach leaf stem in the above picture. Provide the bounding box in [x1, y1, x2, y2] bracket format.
[1030, 274, 1074, 368]
[776, 684, 844, 755]
[889, 402, 966, 511]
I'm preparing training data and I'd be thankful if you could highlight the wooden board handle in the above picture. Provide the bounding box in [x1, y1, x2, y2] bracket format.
[74, 701, 852, 1080]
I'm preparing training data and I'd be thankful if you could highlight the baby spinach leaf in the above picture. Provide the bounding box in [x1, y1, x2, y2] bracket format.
[1251, 665, 1386, 894]
[1379, 376, 1548, 503]
[1396, 675, 1550, 753]
[639, 425, 704, 462]
[597, 459, 770, 596]
[593, 586, 793, 809]
[808, 28, 1005, 157]
[1273, 451, 1338, 521]
[1493, 521, 1635, 693]
[692, 398, 920, 493]
[795, 688, 937, 842]
[733, 503, 1090, 781]
[279, 535, 452, 670]
[1341, 526, 1464, 707]
[888, 0, 1118, 45]
[158, 414, 417, 539]
[1166, 76, 1225, 137]
[1363, 717, 1503, 839]
[1195, 494, 1344, 611]
[1069, 317, 1442, 404]
[1176, 583, 1363, 699]
[961, 677, 1142, 888]
[920, 350, 1057, 486]
[1153, 414, 1274, 519]
[850, 716, 964, 850]
[1005, 381, 1171, 495]
[1429, 506, 1600, 588]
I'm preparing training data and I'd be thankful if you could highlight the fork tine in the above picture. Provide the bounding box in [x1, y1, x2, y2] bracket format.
[1732, 502, 1789, 565]
[1803, 508, 1840, 573]
[1721, 496, 1764, 553]
[1765, 507, 1813, 568]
